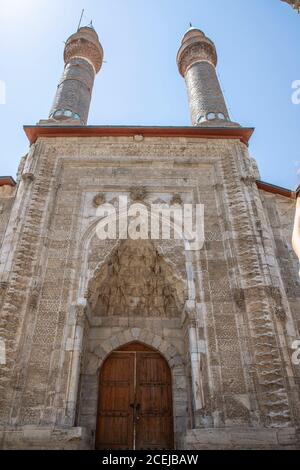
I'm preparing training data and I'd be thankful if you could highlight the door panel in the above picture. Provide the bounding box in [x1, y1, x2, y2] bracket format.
[136, 353, 174, 450]
[96, 353, 134, 450]
[95, 345, 174, 450]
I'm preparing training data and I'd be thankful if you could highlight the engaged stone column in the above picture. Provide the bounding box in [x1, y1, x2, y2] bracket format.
[65, 304, 86, 425]
[183, 302, 205, 412]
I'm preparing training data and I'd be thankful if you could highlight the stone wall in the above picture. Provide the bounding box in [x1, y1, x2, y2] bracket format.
[259, 190, 300, 362]
[0, 186, 15, 247]
[0, 135, 299, 449]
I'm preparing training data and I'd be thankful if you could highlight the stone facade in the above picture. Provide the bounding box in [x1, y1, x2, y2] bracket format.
[261, 190, 300, 322]
[0, 185, 15, 247]
[0, 21, 300, 450]
[0, 134, 299, 449]
[292, 187, 300, 272]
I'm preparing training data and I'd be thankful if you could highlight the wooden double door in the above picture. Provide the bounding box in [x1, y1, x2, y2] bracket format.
[96, 343, 174, 450]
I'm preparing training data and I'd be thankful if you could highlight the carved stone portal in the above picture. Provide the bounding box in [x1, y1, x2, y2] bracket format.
[86, 239, 186, 317]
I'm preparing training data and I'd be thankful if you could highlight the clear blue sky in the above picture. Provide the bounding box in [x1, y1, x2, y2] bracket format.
[0, 0, 300, 189]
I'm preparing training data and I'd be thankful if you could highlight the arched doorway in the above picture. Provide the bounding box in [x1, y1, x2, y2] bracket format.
[95, 342, 174, 450]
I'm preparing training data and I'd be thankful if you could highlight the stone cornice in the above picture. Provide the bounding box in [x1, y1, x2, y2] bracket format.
[0, 176, 16, 187]
[257, 180, 296, 199]
[23, 125, 254, 146]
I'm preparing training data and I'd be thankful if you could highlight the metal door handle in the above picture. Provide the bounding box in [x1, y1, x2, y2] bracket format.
[130, 402, 141, 410]
[135, 403, 141, 423]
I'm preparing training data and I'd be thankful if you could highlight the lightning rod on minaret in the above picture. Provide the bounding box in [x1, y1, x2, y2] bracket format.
[77, 9, 85, 31]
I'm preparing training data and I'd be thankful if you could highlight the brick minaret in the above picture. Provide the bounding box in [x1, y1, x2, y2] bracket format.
[49, 25, 103, 125]
[177, 27, 238, 127]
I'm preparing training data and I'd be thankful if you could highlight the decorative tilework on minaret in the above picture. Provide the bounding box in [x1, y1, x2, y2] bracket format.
[177, 27, 239, 127]
[49, 25, 103, 125]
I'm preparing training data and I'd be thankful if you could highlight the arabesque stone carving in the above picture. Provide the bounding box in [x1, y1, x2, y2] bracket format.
[87, 239, 186, 317]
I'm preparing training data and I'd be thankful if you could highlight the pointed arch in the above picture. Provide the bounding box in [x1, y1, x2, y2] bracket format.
[85, 239, 187, 318]
[81, 329, 188, 448]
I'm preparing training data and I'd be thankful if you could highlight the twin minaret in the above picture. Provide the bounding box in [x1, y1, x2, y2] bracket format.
[49, 25, 103, 125]
[48, 24, 237, 127]
[177, 27, 238, 127]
